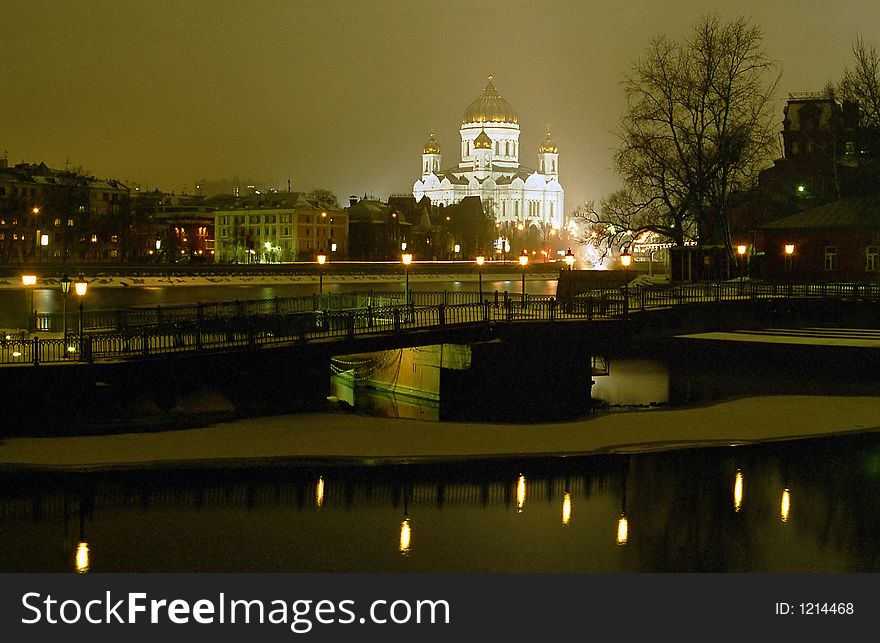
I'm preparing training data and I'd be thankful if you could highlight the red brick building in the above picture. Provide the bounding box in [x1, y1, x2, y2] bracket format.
[762, 197, 880, 280]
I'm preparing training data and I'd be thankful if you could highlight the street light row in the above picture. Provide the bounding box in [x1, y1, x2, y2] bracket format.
[19, 273, 89, 339]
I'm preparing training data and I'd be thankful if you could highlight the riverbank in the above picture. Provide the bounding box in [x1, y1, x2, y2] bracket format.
[0, 395, 876, 471]
[0, 265, 564, 290]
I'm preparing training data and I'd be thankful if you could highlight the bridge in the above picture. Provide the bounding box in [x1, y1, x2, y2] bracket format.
[3, 280, 879, 367]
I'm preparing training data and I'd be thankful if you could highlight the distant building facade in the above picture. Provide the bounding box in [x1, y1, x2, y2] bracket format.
[212, 193, 347, 263]
[0, 159, 130, 264]
[412, 76, 564, 238]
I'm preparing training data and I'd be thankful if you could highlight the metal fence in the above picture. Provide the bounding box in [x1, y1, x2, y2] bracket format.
[6, 281, 880, 366]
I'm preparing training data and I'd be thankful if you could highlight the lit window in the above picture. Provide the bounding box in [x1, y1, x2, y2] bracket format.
[91, 234, 98, 243]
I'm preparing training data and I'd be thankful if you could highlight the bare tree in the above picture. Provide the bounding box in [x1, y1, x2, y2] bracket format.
[577, 14, 779, 260]
[839, 36, 880, 127]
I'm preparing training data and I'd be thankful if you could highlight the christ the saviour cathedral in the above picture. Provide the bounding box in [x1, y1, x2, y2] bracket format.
[412, 76, 564, 231]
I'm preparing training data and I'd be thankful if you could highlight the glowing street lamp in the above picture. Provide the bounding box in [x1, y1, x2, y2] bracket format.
[564, 248, 575, 270]
[402, 252, 413, 311]
[737, 244, 747, 288]
[21, 274, 36, 331]
[475, 253, 485, 301]
[74, 275, 88, 342]
[620, 251, 632, 317]
[316, 249, 327, 295]
[519, 249, 529, 306]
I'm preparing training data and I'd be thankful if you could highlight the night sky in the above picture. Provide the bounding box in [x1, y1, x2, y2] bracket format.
[2, 0, 877, 211]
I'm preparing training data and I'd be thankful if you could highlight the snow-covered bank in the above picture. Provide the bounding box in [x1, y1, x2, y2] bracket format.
[0, 395, 877, 470]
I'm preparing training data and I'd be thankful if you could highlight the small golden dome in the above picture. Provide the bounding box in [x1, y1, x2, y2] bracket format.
[539, 126, 558, 154]
[423, 132, 441, 154]
[462, 75, 518, 125]
[474, 129, 493, 150]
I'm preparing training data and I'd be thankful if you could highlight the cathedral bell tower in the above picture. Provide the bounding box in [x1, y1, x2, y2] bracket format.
[472, 128, 493, 180]
[421, 132, 441, 177]
[538, 125, 558, 177]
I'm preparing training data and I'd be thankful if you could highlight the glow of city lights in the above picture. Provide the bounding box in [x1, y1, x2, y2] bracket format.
[734, 470, 744, 513]
[475, 254, 485, 266]
[316, 251, 327, 265]
[737, 244, 747, 256]
[784, 244, 795, 255]
[617, 513, 629, 545]
[399, 517, 412, 555]
[781, 488, 791, 523]
[562, 492, 571, 526]
[315, 476, 324, 508]
[516, 474, 526, 513]
[518, 250, 528, 267]
[75, 542, 90, 573]
[401, 252, 413, 266]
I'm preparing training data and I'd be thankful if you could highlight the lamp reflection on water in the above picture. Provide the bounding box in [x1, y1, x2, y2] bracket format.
[561, 492, 571, 526]
[399, 517, 412, 556]
[616, 514, 629, 545]
[315, 476, 324, 508]
[75, 542, 90, 573]
[781, 488, 791, 523]
[734, 469, 744, 513]
[516, 474, 526, 514]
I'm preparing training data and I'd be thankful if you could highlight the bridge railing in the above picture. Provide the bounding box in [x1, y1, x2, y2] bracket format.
[8, 281, 880, 366]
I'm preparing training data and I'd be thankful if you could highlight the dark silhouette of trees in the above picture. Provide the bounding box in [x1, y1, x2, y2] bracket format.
[576, 14, 779, 261]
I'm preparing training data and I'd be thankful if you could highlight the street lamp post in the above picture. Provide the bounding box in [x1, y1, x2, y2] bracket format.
[402, 251, 413, 312]
[316, 249, 327, 296]
[60, 274, 71, 356]
[21, 274, 37, 331]
[519, 249, 529, 306]
[475, 253, 485, 302]
[564, 248, 575, 270]
[620, 251, 632, 317]
[737, 244, 747, 292]
[74, 275, 88, 344]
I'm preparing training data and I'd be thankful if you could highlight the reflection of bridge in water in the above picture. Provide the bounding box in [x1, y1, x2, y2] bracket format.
[0, 460, 624, 523]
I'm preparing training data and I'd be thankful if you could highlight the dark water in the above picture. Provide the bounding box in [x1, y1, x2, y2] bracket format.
[2, 432, 879, 573]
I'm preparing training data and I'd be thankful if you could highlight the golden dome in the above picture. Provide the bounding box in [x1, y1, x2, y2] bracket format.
[539, 126, 558, 154]
[461, 75, 518, 125]
[474, 129, 493, 149]
[423, 132, 441, 154]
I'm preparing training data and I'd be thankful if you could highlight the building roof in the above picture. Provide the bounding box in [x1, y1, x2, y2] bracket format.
[461, 75, 518, 125]
[762, 196, 880, 230]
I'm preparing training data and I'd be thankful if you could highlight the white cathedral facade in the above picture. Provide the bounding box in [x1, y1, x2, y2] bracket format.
[412, 76, 564, 231]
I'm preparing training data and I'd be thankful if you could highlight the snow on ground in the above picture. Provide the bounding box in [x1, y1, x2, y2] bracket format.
[0, 395, 877, 470]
